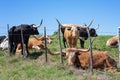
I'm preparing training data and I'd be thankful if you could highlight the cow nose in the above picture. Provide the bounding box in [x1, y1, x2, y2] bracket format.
[95, 34, 98, 37]
[49, 41, 52, 44]
[37, 32, 39, 34]
[67, 61, 73, 66]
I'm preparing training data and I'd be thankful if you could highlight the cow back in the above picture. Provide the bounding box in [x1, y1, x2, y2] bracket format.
[0, 36, 6, 44]
[106, 36, 118, 48]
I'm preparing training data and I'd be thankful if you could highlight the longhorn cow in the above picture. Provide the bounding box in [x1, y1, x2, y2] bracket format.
[56, 19, 93, 48]
[64, 48, 117, 71]
[8, 19, 43, 57]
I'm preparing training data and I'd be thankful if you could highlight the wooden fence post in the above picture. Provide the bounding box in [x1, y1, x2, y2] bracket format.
[21, 26, 27, 58]
[7, 24, 10, 56]
[58, 24, 63, 64]
[44, 27, 48, 62]
[87, 28, 93, 74]
[118, 27, 120, 64]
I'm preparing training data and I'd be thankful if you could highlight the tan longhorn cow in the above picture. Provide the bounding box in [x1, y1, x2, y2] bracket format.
[56, 19, 93, 48]
[16, 35, 52, 51]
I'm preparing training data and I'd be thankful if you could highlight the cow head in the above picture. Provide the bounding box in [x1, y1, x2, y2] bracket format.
[79, 28, 88, 40]
[56, 19, 81, 38]
[30, 19, 43, 35]
[65, 48, 89, 66]
[64, 24, 80, 38]
[89, 28, 97, 37]
[79, 22, 99, 41]
[31, 35, 52, 50]
[45, 35, 52, 44]
[66, 48, 80, 65]
[38, 36, 52, 44]
[89, 24, 99, 37]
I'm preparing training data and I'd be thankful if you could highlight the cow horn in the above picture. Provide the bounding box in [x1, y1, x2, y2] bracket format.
[65, 48, 89, 52]
[45, 47, 60, 55]
[95, 24, 99, 30]
[56, 18, 65, 28]
[76, 48, 90, 52]
[77, 37, 96, 52]
[37, 19, 43, 28]
[87, 19, 94, 28]
[33, 19, 43, 28]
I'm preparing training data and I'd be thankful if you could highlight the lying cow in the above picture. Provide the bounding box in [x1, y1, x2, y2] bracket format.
[0, 36, 8, 50]
[16, 35, 52, 51]
[0, 35, 6, 44]
[64, 48, 117, 71]
[106, 36, 118, 48]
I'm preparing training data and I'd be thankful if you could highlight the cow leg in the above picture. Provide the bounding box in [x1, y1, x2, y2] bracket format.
[25, 42, 29, 56]
[20, 42, 24, 55]
[63, 38, 66, 48]
[104, 56, 117, 71]
[12, 43, 17, 55]
[9, 43, 13, 54]
[20, 43, 28, 57]
[80, 39, 84, 48]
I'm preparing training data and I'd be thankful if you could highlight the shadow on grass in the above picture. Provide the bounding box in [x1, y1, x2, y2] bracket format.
[28, 51, 44, 59]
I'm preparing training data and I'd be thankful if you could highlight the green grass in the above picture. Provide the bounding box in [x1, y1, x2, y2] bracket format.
[0, 35, 120, 80]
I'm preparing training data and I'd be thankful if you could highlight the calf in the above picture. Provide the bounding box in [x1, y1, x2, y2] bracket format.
[106, 36, 118, 48]
[65, 48, 117, 71]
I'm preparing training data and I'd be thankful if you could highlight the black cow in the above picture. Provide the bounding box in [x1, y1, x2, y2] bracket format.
[0, 35, 6, 44]
[8, 19, 43, 57]
[79, 27, 98, 48]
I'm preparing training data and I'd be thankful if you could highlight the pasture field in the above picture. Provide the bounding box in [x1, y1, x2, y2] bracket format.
[0, 34, 120, 80]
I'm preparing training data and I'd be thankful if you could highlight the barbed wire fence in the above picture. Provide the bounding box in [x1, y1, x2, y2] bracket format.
[0, 25, 119, 74]
[0, 27, 118, 36]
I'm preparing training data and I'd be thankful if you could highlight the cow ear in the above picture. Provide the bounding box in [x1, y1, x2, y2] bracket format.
[67, 27, 71, 30]
[40, 36, 44, 40]
[50, 37, 54, 40]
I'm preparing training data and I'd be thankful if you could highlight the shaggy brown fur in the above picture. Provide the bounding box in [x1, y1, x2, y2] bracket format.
[66, 48, 117, 71]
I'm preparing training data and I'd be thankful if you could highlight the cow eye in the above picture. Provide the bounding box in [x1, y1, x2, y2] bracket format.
[67, 28, 71, 30]
[41, 38, 44, 41]
[33, 27, 37, 30]
[77, 28, 80, 30]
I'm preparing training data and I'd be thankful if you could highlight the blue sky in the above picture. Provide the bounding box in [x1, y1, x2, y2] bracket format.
[0, 0, 120, 35]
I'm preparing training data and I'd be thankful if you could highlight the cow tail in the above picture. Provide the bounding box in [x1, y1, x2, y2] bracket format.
[44, 47, 60, 55]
